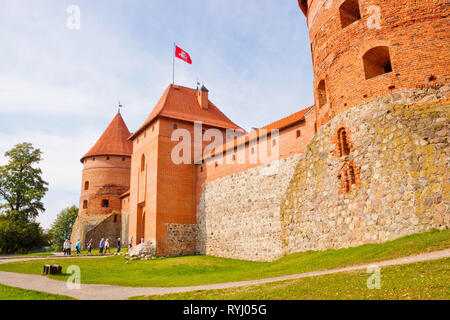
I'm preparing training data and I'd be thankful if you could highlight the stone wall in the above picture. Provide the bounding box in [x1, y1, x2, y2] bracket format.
[197, 86, 449, 261]
[281, 86, 449, 254]
[163, 223, 197, 257]
[70, 213, 122, 250]
[196, 155, 301, 261]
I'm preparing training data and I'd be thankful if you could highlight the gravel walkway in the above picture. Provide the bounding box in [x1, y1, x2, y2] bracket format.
[0, 249, 448, 300]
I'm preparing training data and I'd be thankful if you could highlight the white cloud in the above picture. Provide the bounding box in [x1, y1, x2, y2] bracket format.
[0, 0, 314, 228]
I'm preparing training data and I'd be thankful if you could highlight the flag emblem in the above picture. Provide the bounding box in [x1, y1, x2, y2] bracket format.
[175, 45, 192, 64]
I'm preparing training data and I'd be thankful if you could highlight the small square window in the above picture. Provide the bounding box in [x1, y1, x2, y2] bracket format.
[102, 200, 109, 208]
[173, 124, 178, 129]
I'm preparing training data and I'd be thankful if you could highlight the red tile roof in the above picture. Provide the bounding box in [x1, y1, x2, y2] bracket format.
[202, 106, 313, 160]
[81, 113, 133, 162]
[129, 84, 244, 140]
[261, 106, 313, 131]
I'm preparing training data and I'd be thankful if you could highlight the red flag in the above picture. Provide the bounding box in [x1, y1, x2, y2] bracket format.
[175, 45, 192, 64]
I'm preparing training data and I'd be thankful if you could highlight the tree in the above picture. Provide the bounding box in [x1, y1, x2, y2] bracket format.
[0, 143, 48, 221]
[0, 142, 49, 254]
[50, 206, 78, 251]
[0, 216, 46, 254]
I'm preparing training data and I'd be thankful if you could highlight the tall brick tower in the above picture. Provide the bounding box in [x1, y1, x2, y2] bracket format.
[71, 112, 133, 249]
[298, 0, 449, 127]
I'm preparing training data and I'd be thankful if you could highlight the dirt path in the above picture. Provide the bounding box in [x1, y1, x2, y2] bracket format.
[0, 249, 449, 300]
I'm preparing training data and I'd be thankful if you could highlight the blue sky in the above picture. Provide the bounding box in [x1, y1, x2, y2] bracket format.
[0, 1, 313, 229]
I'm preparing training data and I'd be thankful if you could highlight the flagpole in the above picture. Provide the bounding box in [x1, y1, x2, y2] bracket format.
[172, 43, 175, 84]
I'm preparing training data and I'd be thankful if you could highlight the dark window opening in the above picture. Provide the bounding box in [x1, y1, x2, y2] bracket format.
[296, 130, 301, 139]
[141, 154, 145, 172]
[84, 181, 89, 190]
[114, 215, 118, 223]
[337, 128, 350, 156]
[102, 200, 109, 208]
[317, 80, 327, 107]
[340, 0, 361, 29]
[83, 200, 88, 209]
[173, 123, 178, 129]
[106, 157, 110, 160]
[363, 46, 393, 80]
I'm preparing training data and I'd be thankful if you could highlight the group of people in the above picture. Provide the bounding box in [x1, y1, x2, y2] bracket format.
[63, 239, 81, 255]
[62, 236, 142, 255]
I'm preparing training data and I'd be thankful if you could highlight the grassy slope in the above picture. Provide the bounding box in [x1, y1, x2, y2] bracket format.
[0, 283, 75, 300]
[0, 229, 448, 287]
[133, 258, 449, 300]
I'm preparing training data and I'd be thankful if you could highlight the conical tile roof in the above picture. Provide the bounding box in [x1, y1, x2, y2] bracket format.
[81, 113, 133, 162]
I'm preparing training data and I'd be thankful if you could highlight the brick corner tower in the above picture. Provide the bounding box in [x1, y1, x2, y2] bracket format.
[71, 112, 133, 249]
[297, 0, 449, 127]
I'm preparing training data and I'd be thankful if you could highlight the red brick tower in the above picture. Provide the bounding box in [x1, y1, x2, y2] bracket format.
[71, 112, 133, 248]
[79, 112, 133, 217]
[298, 0, 449, 127]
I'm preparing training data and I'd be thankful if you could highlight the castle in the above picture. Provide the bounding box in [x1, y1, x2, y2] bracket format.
[71, 0, 449, 261]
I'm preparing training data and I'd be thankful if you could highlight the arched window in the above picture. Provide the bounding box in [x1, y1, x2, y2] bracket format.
[340, 0, 361, 29]
[363, 46, 393, 80]
[83, 200, 88, 209]
[317, 80, 327, 107]
[140, 154, 145, 172]
[337, 128, 350, 156]
[84, 181, 89, 190]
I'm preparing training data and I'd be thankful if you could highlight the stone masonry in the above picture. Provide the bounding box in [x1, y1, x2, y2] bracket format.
[197, 86, 449, 261]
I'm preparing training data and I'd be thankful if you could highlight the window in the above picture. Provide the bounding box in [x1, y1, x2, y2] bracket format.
[106, 156, 110, 160]
[339, 162, 357, 193]
[173, 123, 178, 130]
[337, 128, 350, 156]
[296, 130, 301, 139]
[317, 80, 327, 107]
[102, 200, 109, 208]
[340, 0, 361, 29]
[363, 46, 393, 80]
[84, 181, 89, 190]
[122, 157, 125, 161]
[83, 200, 88, 209]
[141, 154, 145, 172]
[215, 162, 218, 168]
[114, 214, 118, 223]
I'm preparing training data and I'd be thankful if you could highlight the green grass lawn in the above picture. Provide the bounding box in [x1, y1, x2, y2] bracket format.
[132, 258, 449, 300]
[0, 283, 75, 300]
[0, 229, 448, 288]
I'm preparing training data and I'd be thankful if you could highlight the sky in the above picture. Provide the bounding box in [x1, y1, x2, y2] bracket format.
[0, 0, 314, 229]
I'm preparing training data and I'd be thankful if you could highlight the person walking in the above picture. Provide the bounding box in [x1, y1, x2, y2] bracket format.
[65, 240, 72, 255]
[87, 239, 93, 255]
[99, 238, 105, 254]
[105, 238, 110, 254]
[116, 238, 121, 253]
[63, 240, 67, 256]
[75, 239, 81, 254]
[128, 236, 133, 250]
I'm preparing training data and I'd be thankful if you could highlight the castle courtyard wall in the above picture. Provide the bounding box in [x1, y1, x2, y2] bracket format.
[196, 86, 449, 261]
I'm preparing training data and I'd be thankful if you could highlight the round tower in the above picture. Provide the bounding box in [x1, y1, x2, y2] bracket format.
[78, 112, 133, 217]
[298, 0, 449, 127]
